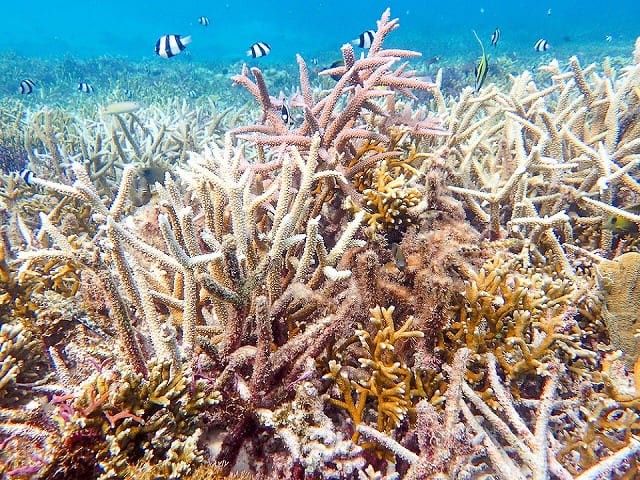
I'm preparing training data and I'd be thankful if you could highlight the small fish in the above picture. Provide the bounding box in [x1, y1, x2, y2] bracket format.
[280, 101, 292, 126]
[131, 166, 165, 207]
[534, 39, 549, 51]
[491, 27, 500, 47]
[247, 41, 271, 58]
[605, 35, 612, 42]
[122, 88, 133, 98]
[603, 204, 640, 235]
[155, 34, 192, 58]
[187, 89, 198, 98]
[19, 79, 36, 95]
[390, 242, 407, 270]
[19, 168, 34, 186]
[103, 101, 143, 115]
[198, 16, 210, 26]
[425, 56, 440, 66]
[352, 29, 375, 49]
[547, 8, 552, 15]
[472, 30, 488, 92]
[322, 60, 345, 81]
[77, 82, 94, 93]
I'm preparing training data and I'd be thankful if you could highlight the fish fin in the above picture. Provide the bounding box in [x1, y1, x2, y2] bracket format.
[181, 35, 192, 45]
[472, 29, 486, 56]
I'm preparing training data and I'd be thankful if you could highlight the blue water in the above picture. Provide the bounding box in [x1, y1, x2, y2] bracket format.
[2, 0, 639, 63]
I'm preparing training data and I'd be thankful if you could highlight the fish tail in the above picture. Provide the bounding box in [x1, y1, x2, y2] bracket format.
[181, 35, 192, 45]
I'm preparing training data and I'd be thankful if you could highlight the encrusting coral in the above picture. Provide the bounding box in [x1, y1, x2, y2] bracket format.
[2, 7, 640, 479]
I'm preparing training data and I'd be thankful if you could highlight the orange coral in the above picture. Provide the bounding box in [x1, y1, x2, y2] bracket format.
[324, 305, 425, 442]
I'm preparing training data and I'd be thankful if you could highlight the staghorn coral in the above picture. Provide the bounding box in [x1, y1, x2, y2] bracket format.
[4, 10, 640, 480]
[230, 8, 449, 227]
[15, 116, 368, 475]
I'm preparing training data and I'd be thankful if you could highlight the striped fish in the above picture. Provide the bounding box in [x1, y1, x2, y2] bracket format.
[281, 101, 292, 126]
[77, 82, 94, 93]
[19, 79, 36, 95]
[19, 168, 34, 186]
[247, 42, 270, 58]
[472, 30, 488, 92]
[198, 16, 210, 26]
[534, 39, 549, 51]
[491, 27, 500, 47]
[352, 30, 375, 49]
[155, 34, 192, 58]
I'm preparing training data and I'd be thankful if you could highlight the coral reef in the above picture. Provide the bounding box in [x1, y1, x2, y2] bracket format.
[40, 359, 219, 480]
[1, 7, 640, 480]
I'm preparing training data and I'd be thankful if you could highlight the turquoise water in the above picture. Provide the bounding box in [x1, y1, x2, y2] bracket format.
[1, 1, 638, 103]
[2, 1, 638, 61]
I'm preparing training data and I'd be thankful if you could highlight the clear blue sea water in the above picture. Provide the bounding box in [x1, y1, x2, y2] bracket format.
[2, 0, 639, 62]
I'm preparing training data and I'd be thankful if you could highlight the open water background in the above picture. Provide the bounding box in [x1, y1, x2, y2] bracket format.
[2, 0, 639, 63]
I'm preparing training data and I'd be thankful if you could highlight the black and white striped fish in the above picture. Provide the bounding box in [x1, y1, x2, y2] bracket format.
[352, 29, 375, 49]
[187, 89, 198, 98]
[534, 39, 549, 51]
[281, 101, 292, 126]
[19, 79, 36, 95]
[155, 34, 192, 58]
[198, 16, 210, 26]
[123, 88, 133, 98]
[19, 168, 34, 186]
[77, 82, 94, 93]
[491, 28, 500, 47]
[247, 42, 271, 58]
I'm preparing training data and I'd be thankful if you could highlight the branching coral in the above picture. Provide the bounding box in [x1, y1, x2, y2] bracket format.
[3, 9, 640, 480]
[359, 350, 640, 480]
[0, 322, 48, 406]
[256, 381, 365, 478]
[323, 305, 425, 442]
[42, 359, 220, 480]
[445, 247, 597, 383]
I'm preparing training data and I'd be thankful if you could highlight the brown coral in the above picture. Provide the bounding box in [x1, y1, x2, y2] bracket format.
[597, 252, 640, 367]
